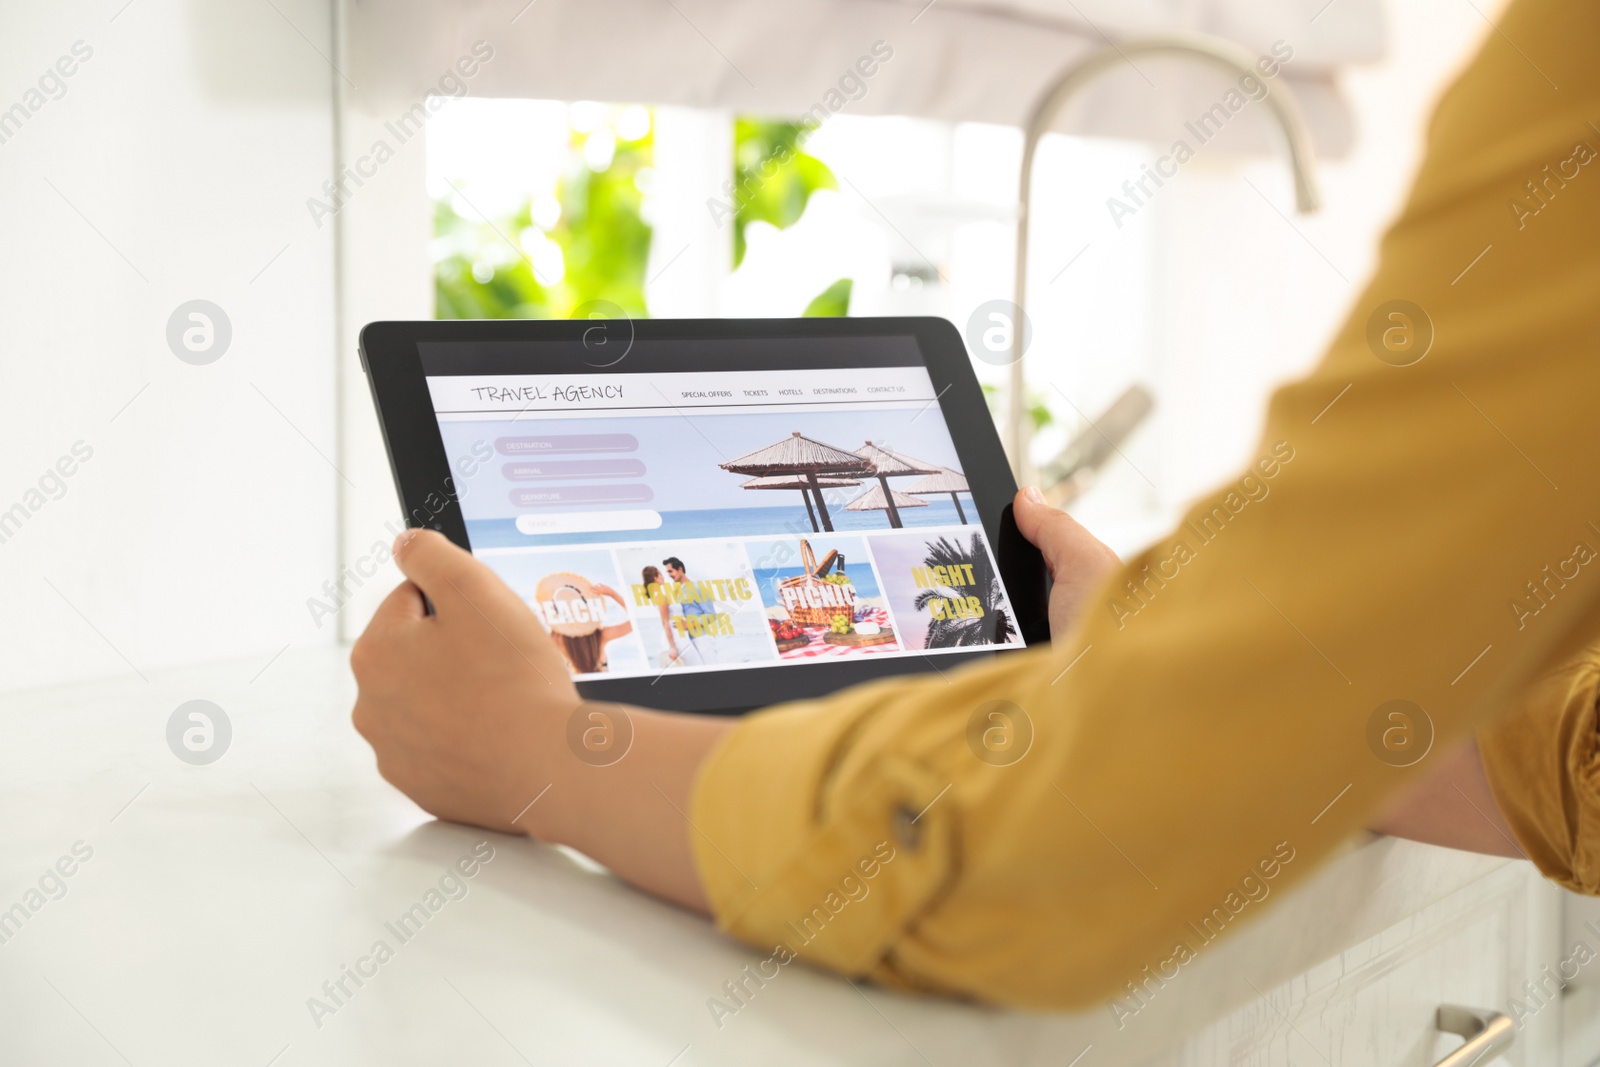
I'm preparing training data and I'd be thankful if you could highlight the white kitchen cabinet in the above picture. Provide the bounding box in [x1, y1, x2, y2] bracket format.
[1156, 859, 1567, 1066]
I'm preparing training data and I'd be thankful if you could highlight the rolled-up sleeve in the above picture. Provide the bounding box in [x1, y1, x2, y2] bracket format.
[1481, 649, 1600, 894]
[690, 0, 1600, 1010]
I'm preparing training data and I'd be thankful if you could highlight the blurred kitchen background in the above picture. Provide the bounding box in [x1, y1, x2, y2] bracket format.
[0, 0, 1490, 688]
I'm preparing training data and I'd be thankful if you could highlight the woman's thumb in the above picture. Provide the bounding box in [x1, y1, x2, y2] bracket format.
[1013, 487, 1120, 581]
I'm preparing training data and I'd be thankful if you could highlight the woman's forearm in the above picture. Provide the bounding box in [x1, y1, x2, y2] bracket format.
[527, 705, 733, 913]
[1369, 739, 1524, 858]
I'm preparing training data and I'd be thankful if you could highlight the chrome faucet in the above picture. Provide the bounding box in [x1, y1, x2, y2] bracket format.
[1007, 30, 1322, 483]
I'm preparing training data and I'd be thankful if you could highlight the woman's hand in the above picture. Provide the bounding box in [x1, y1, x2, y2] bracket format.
[349, 529, 732, 912]
[1012, 486, 1123, 639]
[350, 529, 578, 836]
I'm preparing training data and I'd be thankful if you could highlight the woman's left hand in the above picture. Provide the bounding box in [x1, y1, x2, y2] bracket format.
[351, 530, 578, 836]
[350, 529, 731, 913]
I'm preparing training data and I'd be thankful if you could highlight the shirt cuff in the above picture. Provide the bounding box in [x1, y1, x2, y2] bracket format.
[1479, 647, 1600, 894]
[686, 675, 961, 986]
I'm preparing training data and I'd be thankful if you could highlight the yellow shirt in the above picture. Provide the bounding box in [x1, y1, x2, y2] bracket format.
[689, 0, 1600, 1009]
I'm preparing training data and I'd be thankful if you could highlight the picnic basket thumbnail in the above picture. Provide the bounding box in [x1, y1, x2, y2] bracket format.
[781, 540, 853, 627]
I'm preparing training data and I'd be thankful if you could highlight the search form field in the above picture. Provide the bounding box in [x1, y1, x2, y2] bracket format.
[510, 484, 654, 507]
[514, 510, 663, 535]
[503, 458, 647, 481]
[496, 434, 639, 455]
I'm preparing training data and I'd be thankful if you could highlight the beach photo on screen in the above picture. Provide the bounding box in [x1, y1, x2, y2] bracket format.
[613, 541, 777, 670]
[439, 407, 977, 550]
[478, 548, 648, 678]
[750, 535, 901, 661]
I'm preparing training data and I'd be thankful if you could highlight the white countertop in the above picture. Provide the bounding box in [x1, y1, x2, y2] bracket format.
[0, 647, 1518, 1066]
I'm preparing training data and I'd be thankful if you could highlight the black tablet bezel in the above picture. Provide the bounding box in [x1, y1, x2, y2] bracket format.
[359, 316, 1049, 715]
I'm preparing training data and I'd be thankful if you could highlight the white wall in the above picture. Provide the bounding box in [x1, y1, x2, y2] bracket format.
[330, 0, 434, 644]
[0, 0, 338, 691]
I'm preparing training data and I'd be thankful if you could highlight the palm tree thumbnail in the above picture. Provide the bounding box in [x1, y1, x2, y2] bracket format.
[914, 533, 1015, 648]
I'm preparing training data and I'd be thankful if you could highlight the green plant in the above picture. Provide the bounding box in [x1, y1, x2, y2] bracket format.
[731, 119, 838, 269]
[803, 277, 853, 317]
[432, 112, 850, 322]
[434, 110, 653, 320]
[981, 382, 1055, 433]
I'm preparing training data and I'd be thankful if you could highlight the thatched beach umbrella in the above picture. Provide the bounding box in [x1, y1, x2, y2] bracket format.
[720, 432, 871, 532]
[739, 474, 863, 533]
[852, 441, 940, 529]
[844, 484, 929, 527]
[906, 466, 972, 525]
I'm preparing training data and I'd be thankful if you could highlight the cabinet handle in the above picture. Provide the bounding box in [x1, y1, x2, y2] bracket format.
[1430, 1005, 1514, 1067]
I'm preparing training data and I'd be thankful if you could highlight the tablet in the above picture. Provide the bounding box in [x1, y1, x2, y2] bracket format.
[359, 317, 1048, 715]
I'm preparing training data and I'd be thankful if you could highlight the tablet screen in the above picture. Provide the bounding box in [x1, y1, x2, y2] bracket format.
[419, 335, 1026, 681]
